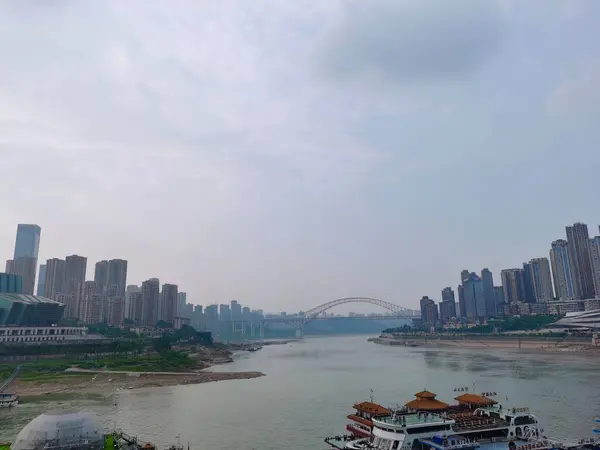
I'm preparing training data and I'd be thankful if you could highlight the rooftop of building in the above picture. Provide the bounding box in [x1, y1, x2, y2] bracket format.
[0, 293, 63, 305]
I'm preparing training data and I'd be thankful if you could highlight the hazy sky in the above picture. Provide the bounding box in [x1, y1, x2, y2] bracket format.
[1, 0, 599, 313]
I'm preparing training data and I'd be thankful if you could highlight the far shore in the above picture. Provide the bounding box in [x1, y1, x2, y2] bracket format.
[368, 336, 600, 353]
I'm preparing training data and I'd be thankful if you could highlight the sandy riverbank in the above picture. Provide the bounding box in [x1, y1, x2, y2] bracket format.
[369, 337, 600, 353]
[14, 370, 265, 399]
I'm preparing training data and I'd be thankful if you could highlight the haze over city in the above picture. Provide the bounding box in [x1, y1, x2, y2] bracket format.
[1, 1, 599, 312]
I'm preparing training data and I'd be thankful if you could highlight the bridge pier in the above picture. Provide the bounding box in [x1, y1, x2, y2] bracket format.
[295, 328, 304, 338]
[259, 321, 265, 338]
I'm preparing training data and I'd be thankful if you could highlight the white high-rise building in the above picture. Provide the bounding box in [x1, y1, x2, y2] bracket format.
[125, 285, 141, 320]
[177, 292, 187, 316]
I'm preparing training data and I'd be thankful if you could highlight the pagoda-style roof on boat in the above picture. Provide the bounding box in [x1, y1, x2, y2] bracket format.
[353, 401, 390, 415]
[454, 393, 497, 407]
[406, 390, 449, 411]
[414, 390, 437, 399]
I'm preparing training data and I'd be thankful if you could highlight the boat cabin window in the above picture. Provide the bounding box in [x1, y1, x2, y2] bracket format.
[392, 440, 400, 449]
[405, 425, 452, 435]
[514, 416, 535, 426]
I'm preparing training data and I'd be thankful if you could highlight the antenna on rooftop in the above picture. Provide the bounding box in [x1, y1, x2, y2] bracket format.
[369, 389, 374, 403]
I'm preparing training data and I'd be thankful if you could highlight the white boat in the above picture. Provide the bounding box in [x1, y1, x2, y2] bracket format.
[328, 390, 598, 450]
[0, 392, 18, 408]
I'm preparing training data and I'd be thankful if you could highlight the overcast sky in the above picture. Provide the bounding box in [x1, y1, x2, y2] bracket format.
[1, 0, 599, 313]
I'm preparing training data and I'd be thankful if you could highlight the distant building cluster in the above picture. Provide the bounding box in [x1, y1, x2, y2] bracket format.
[420, 222, 600, 326]
[1, 223, 263, 330]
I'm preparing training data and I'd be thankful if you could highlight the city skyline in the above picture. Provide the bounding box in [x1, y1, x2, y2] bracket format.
[1, 2, 600, 312]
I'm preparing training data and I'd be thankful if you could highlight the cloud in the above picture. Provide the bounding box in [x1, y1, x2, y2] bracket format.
[317, 0, 505, 84]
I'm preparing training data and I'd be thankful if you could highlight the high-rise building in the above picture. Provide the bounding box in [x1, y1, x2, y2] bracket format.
[75, 281, 99, 321]
[10, 224, 41, 295]
[160, 284, 178, 326]
[219, 304, 231, 321]
[419, 296, 438, 325]
[550, 239, 579, 300]
[37, 264, 46, 296]
[94, 260, 109, 294]
[439, 288, 456, 321]
[177, 292, 187, 316]
[44, 258, 66, 299]
[589, 236, 600, 299]
[463, 273, 486, 318]
[527, 257, 554, 302]
[521, 262, 536, 303]
[141, 278, 160, 327]
[501, 269, 526, 304]
[493, 286, 505, 315]
[129, 291, 144, 325]
[231, 300, 242, 321]
[5, 260, 14, 273]
[107, 259, 127, 298]
[481, 268, 496, 316]
[13, 224, 41, 259]
[106, 297, 125, 324]
[64, 255, 87, 296]
[125, 285, 141, 319]
[457, 285, 466, 318]
[566, 222, 595, 299]
[7, 256, 37, 294]
[441, 287, 455, 303]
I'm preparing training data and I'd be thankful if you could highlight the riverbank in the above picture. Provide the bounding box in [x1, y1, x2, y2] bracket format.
[368, 336, 599, 352]
[13, 370, 265, 400]
[2, 344, 267, 401]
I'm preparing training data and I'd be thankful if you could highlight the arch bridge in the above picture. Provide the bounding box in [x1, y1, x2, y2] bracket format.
[272, 297, 419, 336]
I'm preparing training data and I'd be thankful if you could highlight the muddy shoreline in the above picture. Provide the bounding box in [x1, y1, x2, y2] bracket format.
[368, 336, 600, 353]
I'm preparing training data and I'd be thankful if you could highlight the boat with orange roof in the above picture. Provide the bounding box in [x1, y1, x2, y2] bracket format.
[326, 388, 600, 450]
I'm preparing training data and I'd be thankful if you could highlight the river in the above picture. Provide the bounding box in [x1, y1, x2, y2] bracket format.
[2, 335, 600, 448]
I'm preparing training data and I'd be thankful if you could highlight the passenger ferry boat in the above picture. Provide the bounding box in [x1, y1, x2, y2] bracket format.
[0, 392, 18, 408]
[346, 401, 391, 438]
[326, 390, 599, 450]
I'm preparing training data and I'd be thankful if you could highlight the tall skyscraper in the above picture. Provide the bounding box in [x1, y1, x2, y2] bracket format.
[589, 236, 600, 299]
[521, 262, 536, 303]
[419, 296, 438, 324]
[481, 268, 496, 316]
[160, 284, 178, 326]
[13, 224, 41, 259]
[501, 268, 526, 304]
[107, 259, 127, 297]
[64, 255, 87, 295]
[463, 273, 486, 318]
[230, 300, 242, 321]
[94, 260, 109, 294]
[44, 258, 65, 299]
[566, 222, 595, 299]
[527, 257, 554, 302]
[37, 264, 46, 296]
[141, 278, 160, 327]
[550, 239, 579, 300]
[10, 224, 42, 296]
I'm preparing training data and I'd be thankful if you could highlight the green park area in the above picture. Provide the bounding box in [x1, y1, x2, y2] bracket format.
[0, 325, 216, 382]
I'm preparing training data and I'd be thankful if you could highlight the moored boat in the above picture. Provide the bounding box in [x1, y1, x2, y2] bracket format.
[327, 389, 600, 450]
[346, 401, 391, 438]
[0, 392, 18, 408]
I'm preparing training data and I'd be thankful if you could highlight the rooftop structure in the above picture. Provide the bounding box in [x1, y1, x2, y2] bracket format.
[405, 390, 450, 411]
[0, 294, 64, 326]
